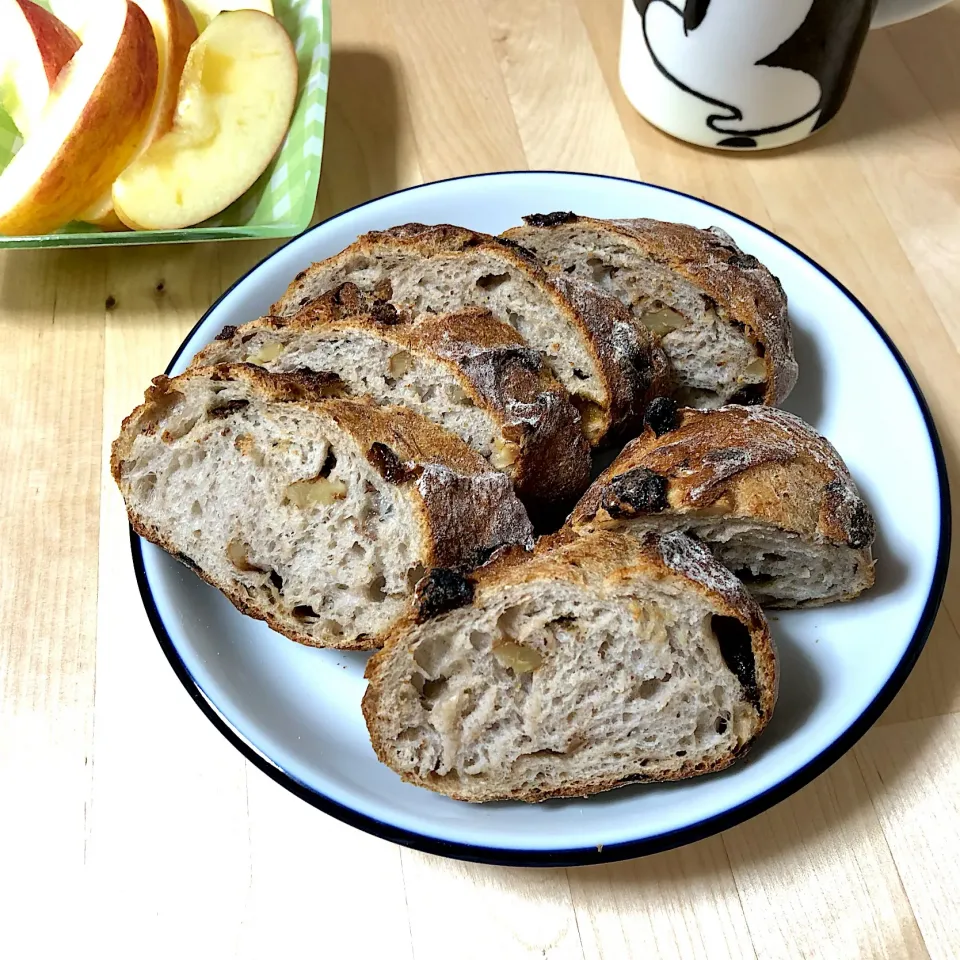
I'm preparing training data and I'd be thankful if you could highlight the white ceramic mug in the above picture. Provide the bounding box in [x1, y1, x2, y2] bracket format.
[620, 0, 951, 150]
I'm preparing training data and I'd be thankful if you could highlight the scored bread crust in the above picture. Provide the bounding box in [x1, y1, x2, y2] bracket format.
[191, 291, 592, 513]
[112, 363, 534, 650]
[503, 213, 797, 406]
[270, 223, 672, 445]
[570, 404, 875, 604]
[363, 529, 777, 801]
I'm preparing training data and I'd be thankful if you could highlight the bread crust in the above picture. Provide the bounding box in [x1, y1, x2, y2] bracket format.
[570, 405, 875, 603]
[191, 291, 591, 513]
[112, 363, 534, 650]
[362, 529, 777, 801]
[271, 223, 672, 445]
[504, 213, 797, 405]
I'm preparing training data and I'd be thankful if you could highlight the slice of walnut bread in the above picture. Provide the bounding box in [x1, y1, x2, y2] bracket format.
[503, 212, 797, 408]
[191, 284, 591, 516]
[362, 529, 776, 802]
[270, 223, 671, 445]
[112, 364, 534, 650]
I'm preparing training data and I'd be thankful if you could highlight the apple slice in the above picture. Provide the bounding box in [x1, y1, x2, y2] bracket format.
[79, 0, 198, 228]
[183, 0, 274, 32]
[0, 0, 158, 236]
[112, 9, 296, 231]
[0, 0, 81, 138]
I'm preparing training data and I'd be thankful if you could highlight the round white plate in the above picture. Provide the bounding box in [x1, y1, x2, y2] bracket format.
[134, 171, 950, 865]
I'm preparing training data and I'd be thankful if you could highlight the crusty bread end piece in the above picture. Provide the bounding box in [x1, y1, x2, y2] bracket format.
[363, 529, 777, 802]
[112, 364, 534, 649]
[570, 401, 875, 608]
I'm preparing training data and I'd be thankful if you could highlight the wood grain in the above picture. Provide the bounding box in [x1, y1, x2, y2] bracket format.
[1, 1, 958, 957]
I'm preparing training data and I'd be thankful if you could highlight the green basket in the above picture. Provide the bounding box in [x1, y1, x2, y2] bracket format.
[0, 0, 330, 248]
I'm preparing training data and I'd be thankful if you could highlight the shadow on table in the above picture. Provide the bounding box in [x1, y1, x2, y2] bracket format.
[311, 48, 411, 226]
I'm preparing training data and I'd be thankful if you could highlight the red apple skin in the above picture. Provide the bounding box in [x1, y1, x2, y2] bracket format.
[0, 2, 159, 235]
[80, 0, 198, 228]
[15, 0, 81, 84]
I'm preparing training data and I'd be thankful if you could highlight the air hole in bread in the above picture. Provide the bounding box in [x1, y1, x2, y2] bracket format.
[637, 678, 660, 699]
[292, 604, 321, 622]
[407, 564, 428, 590]
[732, 568, 774, 586]
[476, 272, 510, 291]
[711, 615, 760, 710]
[269, 570, 284, 594]
[729, 383, 765, 405]
[420, 677, 447, 704]
[586, 256, 618, 287]
[367, 575, 387, 602]
[209, 399, 250, 419]
[321, 619, 343, 638]
[715, 716, 728, 735]
[190, 500, 202, 517]
[572, 368, 589, 381]
[469, 630, 491, 652]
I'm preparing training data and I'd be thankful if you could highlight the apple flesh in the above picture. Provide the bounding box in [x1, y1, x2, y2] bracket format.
[79, 0, 198, 228]
[113, 9, 296, 231]
[183, 0, 274, 32]
[0, 0, 80, 138]
[0, 0, 158, 236]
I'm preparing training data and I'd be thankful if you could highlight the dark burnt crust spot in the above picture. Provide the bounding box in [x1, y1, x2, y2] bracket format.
[209, 399, 249, 419]
[367, 442, 424, 484]
[824, 479, 876, 548]
[294, 269, 308, 283]
[522, 211, 578, 228]
[601, 467, 668, 517]
[712, 615, 761, 712]
[493, 236, 539, 264]
[643, 396, 680, 437]
[174, 552, 202, 574]
[728, 253, 761, 270]
[215, 324, 239, 342]
[413, 568, 474, 622]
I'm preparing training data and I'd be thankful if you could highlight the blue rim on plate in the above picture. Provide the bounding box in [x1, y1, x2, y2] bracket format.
[130, 171, 951, 867]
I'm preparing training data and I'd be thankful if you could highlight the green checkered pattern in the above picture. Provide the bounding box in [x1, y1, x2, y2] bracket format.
[0, 0, 330, 248]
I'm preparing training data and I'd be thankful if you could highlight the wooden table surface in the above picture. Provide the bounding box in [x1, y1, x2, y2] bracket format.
[3, 1, 959, 956]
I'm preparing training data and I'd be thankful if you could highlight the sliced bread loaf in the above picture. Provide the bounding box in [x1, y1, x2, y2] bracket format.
[191, 284, 591, 515]
[569, 401, 875, 608]
[362, 529, 776, 802]
[270, 223, 671, 445]
[112, 364, 534, 650]
[502, 212, 797, 408]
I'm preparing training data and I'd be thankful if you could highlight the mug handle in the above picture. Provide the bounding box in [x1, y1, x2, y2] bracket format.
[872, 0, 952, 28]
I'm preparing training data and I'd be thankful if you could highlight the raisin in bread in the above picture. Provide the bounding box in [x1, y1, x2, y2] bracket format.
[569, 401, 875, 608]
[362, 529, 777, 802]
[112, 364, 534, 650]
[191, 284, 591, 516]
[502, 212, 797, 408]
[270, 223, 671, 445]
